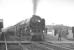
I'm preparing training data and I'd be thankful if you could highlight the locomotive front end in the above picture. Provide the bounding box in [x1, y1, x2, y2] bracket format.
[30, 15, 45, 41]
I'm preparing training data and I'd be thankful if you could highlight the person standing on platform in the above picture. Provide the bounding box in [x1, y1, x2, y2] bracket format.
[54, 29, 58, 36]
[58, 29, 62, 41]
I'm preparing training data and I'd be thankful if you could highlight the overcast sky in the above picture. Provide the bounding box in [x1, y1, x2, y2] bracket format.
[0, 0, 74, 28]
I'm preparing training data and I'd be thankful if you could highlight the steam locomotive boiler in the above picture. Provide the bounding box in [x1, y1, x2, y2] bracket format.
[16, 15, 45, 41]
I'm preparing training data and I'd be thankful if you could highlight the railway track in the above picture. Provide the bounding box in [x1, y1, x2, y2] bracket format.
[0, 41, 74, 50]
[54, 43, 74, 49]
[0, 41, 32, 50]
[0, 32, 73, 50]
[0, 41, 51, 50]
[23, 43, 51, 50]
[33, 41, 74, 50]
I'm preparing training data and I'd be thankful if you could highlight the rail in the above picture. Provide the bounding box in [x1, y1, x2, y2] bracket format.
[38, 41, 74, 50]
[0, 41, 32, 43]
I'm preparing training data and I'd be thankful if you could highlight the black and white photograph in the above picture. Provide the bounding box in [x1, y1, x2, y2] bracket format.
[0, 0, 74, 50]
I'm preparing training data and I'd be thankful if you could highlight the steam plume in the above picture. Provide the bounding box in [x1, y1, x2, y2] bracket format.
[32, 0, 38, 15]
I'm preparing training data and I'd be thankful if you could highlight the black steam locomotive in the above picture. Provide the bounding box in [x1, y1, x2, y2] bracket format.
[16, 15, 45, 41]
[2, 15, 46, 41]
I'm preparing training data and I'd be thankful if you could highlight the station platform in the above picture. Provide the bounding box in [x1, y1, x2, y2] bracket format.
[45, 34, 74, 44]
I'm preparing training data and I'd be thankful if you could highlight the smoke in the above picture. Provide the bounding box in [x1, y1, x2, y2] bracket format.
[32, 0, 38, 15]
